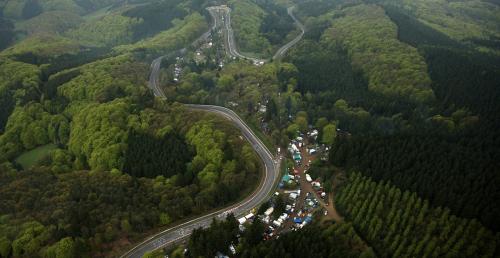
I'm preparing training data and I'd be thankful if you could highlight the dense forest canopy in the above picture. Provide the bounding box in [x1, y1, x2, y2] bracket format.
[0, 1, 263, 256]
[1, 0, 500, 256]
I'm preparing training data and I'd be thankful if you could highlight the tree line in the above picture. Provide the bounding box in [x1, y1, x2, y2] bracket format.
[182, 214, 374, 258]
[336, 172, 499, 257]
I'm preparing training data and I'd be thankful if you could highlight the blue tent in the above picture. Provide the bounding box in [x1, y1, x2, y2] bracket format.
[293, 217, 302, 224]
[305, 216, 312, 223]
[282, 174, 291, 182]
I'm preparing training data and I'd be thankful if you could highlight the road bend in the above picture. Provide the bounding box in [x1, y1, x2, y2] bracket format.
[208, 5, 304, 63]
[122, 5, 307, 257]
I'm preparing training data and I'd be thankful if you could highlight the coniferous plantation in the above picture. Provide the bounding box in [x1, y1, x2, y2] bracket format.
[1, 0, 500, 257]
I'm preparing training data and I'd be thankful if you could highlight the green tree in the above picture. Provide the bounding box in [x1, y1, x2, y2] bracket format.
[322, 123, 337, 146]
[0, 237, 11, 258]
[45, 237, 76, 258]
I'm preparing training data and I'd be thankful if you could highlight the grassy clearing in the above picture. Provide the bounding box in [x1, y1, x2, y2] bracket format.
[15, 144, 58, 169]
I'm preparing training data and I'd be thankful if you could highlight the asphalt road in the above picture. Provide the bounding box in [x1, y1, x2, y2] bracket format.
[121, 104, 279, 258]
[122, 5, 306, 256]
[208, 5, 304, 63]
[272, 6, 305, 60]
[124, 23, 280, 258]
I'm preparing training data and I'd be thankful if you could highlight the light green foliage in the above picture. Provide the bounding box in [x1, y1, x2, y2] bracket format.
[17, 11, 84, 35]
[10, 221, 50, 257]
[216, 74, 235, 91]
[0, 58, 41, 103]
[324, 5, 434, 103]
[68, 99, 137, 171]
[44, 237, 76, 258]
[57, 54, 148, 103]
[115, 13, 207, 55]
[322, 123, 337, 146]
[228, 0, 271, 55]
[39, 0, 124, 15]
[333, 99, 370, 129]
[66, 14, 142, 47]
[217, 61, 278, 106]
[40, 0, 85, 15]
[159, 213, 172, 226]
[294, 111, 308, 132]
[386, 0, 500, 44]
[3, 0, 28, 19]
[0, 236, 11, 258]
[15, 143, 58, 169]
[36, 148, 73, 174]
[186, 121, 226, 186]
[143, 249, 165, 258]
[0, 59, 41, 88]
[286, 123, 299, 139]
[1, 34, 81, 59]
[315, 117, 328, 132]
[0, 103, 69, 161]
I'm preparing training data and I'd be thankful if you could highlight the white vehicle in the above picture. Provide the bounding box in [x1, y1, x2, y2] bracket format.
[265, 207, 274, 216]
[238, 217, 247, 224]
[306, 174, 312, 182]
[245, 213, 254, 220]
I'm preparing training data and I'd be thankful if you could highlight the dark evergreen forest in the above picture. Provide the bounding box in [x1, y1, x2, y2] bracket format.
[123, 130, 193, 180]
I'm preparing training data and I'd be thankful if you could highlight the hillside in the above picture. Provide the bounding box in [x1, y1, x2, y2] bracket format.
[0, 0, 499, 257]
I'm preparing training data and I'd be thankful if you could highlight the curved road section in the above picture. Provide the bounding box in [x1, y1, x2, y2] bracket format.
[124, 5, 305, 257]
[208, 5, 304, 63]
[128, 54, 280, 257]
[122, 105, 279, 258]
[272, 6, 305, 60]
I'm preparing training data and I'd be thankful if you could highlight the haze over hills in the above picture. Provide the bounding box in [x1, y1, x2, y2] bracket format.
[0, 0, 499, 257]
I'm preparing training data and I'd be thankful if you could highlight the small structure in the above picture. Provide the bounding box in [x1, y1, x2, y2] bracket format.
[281, 174, 291, 183]
[264, 207, 274, 216]
[306, 174, 312, 182]
[238, 217, 247, 224]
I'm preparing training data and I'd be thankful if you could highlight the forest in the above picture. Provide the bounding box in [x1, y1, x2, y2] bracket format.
[228, 0, 297, 57]
[0, 103, 261, 257]
[0, 0, 500, 257]
[0, 1, 262, 256]
[335, 173, 498, 257]
[180, 214, 374, 258]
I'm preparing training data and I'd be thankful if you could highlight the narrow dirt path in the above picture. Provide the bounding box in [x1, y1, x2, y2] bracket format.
[299, 147, 343, 222]
[326, 193, 343, 222]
